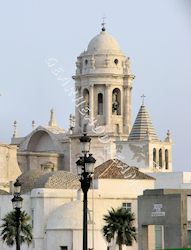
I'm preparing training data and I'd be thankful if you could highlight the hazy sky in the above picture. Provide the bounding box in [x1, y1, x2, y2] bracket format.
[0, 0, 191, 172]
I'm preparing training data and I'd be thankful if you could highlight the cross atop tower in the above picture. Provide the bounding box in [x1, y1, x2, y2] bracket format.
[141, 94, 146, 105]
[101, 14, 106, 31]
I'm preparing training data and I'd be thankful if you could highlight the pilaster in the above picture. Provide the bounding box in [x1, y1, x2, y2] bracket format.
[73, 86, 82, 133]
[89, 84, 94, 124]
[105, 84, 112, 132]
[123, 85, 132, 134]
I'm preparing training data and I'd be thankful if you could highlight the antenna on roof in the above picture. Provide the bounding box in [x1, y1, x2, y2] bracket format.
[141, 94, 146, 105]
[101, 14, 106, 31]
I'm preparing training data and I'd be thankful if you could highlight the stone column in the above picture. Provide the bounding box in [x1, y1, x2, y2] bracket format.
[89, 84, 94, 123]
[129, 86, 132, 127]
[123, 86, 128, 126]
[123, 85, 132, 134]
[73, 86, 81, 133]
[105, 84, 111, 125]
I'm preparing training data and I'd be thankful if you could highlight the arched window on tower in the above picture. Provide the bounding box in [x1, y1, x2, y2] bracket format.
[98, 93, 103, 115]
[115, 124, 119, 134]
[83, 124, 87, 133]
[83, 89, 89, 115]
[159, 149, 162, 169]
[112, 88, 121, 115]
[153, 148, 156, 168]
[165, 149, 169, 169]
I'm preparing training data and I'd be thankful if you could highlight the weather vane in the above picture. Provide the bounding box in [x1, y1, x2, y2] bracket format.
[141, 94, 146, 105]
[101, 14, 106, 31]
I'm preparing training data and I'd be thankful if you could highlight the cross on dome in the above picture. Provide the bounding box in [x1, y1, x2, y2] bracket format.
[101, 14, 106, 31]
[141, 94, 146, 105]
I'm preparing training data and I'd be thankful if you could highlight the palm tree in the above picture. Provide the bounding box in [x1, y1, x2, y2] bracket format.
[0, 210, 33, 247]
[102, 207, 137, 250]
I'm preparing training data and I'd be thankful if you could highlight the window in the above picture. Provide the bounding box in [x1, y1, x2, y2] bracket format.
[83, 124, 87, 133]
[155, 225, 163, 249]
[159, 149, 162, 168]
[41, 161, 54, 172]
[114, 59, 118, 65]
[83, 89, 89, 115]
[60, 247, 67, 250]
[153, 148, 156, 168]
[165, 149, 168, 169]
[122, 203, 131, 211]
[115, 124, 119, 134]
[98, 93, 103, 115]
[112, 88, 121, 115]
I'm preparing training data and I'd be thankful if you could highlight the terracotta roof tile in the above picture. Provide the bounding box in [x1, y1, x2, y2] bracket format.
[94, 159, 155, 180]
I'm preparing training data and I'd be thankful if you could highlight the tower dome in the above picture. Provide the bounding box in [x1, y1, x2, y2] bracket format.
[87, 30, 120, 52]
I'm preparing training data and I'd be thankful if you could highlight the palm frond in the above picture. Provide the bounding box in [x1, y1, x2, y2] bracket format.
[102, 207, 137, 248]
[0, 210, 33, 247]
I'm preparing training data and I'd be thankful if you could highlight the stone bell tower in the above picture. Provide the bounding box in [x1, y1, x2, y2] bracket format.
[72, 26, 135, 138]
[67, 26, 136, 171]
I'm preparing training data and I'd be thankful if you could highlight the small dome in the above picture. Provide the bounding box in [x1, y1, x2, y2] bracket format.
[87, 31, 120, 52]
[47, 200, 83, 229]
[32, 171, 80, 190]
[18, 170, 49, 194]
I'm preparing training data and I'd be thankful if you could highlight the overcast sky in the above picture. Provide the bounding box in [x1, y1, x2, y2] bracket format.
[0, 0, 191, 172]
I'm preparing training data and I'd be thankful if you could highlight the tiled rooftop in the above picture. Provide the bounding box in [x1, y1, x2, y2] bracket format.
[18, 170, 50, 194]
[0, 189, 10, 195]
[94, 159, 155, 180]
[32, 171, 80, 190]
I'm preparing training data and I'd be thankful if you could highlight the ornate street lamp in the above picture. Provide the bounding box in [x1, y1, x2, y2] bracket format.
[76, 134, 96, 250]
[11, 180, 23, 250]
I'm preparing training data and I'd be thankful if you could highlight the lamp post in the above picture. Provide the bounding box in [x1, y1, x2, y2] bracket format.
[76, 134, 96, 250]
[11, 180, 23, 250]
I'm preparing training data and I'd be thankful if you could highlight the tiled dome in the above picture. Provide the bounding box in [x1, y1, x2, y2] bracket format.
[128, 105, 158, 141]
[32, 171, 80, 190]
[0, 189, 10, 195]
[18, 170, 50, 194]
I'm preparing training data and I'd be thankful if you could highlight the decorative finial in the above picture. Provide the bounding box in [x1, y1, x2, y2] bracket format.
[101, 14, 106, 31]
[125, 57, 132, 74]
[73, 116, 75, 127]
[167, 130, 170, 138]
[49, 108, 57, 126]
[141, 94, 146, 105]
[32, 120, 35, 131]
[13, 121, 18, 138]
[165, 129, 172, 142]
[144, 128, 150, 141]
[69, 114, 73, 128]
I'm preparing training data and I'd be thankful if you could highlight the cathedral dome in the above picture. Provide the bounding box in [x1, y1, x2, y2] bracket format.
[87, 30, 120, 52]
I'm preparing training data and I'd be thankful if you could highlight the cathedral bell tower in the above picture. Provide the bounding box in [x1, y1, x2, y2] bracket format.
[72, 27, 135, 137]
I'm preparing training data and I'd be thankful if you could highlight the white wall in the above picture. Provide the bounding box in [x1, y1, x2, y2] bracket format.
[31, 188, 77, 250]
[148, 172, 191, 189]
